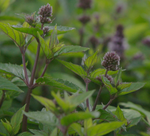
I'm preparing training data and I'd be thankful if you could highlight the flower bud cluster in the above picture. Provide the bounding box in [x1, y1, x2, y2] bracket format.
[89, 36, 99, 48]
[102, 51, 120, 71]
[38, 3, 53, 24]
[25, 14, 37, 27]
[78, 0, 92, 10]
[78, 15, 90, 25]
[96, 75, 113, 83]
[108, 25, 127, 59]
[142, 37, 150, 47]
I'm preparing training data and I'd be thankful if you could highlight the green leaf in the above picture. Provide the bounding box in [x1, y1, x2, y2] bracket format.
[61, 111, 99, 126]
[58, 59, 87, 78]
[0, 122, 10, 136]
[54, 45, 89, 57]
[29, 129, 47, 136]
[0, 16, 24, 22]
[0, 76, 23, 93]
[69, 123, 84, 136]
[17, 132, 33, 136]
[1, 119, 13, 135]
[49, 25, 58, 49]
[0, 0, 10, 12]
[84, 117, 93, 134]
[90, 69, 118, 78]
[24, 110, 58, 126]
[70, 90, 95, 106]
[36, 76, 79, 93]
[0, 63, 31, 80]
[37, 32, 52, 59]
[11, 105, 26, 135]
[50, 128, 57, 136]
[87, 121, 124, 136]
[85, 52, 97, 70]
[101, 76, 118, 95]
[0, 22, 25, 47]
[47, 26, 75, 35]
[122, 109, 141, 127]
[114, 106, 127, 125]
[114, 68, 122, 86]
[120, 102, 150, 124]
[118, 82, 145, 96]
[31, 94, 57, 113]
[12, 26, 43, 38]
[117, 83, 131, 91]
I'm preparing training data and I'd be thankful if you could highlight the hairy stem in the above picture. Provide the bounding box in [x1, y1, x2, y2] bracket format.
[92, 85, 104, 111]
[103, 96, 116, 110]
[0, 90, 6, 108]
[22, 39, 41, 132]
[92, 69, 108, 111]
[85, 82, 90, 110]
[22, 53, 29, 85]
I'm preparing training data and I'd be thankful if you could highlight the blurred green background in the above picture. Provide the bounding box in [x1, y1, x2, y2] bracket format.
[1, 0, 150, 135]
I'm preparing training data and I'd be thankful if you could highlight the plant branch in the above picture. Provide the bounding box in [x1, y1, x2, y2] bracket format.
[92, 69, 108, 111]
[92, 84, 104, 111]
[0, 90, 6, 108]
[22, 53, 29, 86]
[103, 96, 116, 110]
[85, 81, 90, 110]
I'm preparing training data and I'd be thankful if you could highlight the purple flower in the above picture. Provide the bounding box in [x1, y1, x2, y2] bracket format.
[102, 51, 120, 71]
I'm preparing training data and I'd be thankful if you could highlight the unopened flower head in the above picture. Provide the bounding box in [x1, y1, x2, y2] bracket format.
[38, 3, 53, 17]
[78, 15, 90, 25]
[43, 26, 49, 34]
[89, 36, 99, 48]
[102, 51, 120, 71]
[96, 75, 113, 83]
[25, 14, 37, 27]
[78, 0, 92, 10]
[39, 16, 51, 24]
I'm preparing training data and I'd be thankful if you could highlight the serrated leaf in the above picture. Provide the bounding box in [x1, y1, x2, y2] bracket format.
[61, 111, 99, 126]
[57, 59, 87, 78]
[69, 123, 84, 136]
[87, 121, 124, 136]
[54, 45, 89, 57]
[37, 32, 52, 58]
[12, 26, 43, 38]
[17, 132, 33, 136]
[117, 83, 131, 91]
[11, 105, 26, 135]
[24, 110, 58, 126]
[0, 76, 23, 93]
[0, 63, 31, 80]
[70, 91, 95, 106]
[36, 76, 79, 93]
[101, 76, 118, 95]
[90, 69, 118, 78]
[0, 22, 25, 47]
[85, 52, 97, 70]
[114, 106, 127, 125]
[118, 82, 145, 96]
[120, 102, 150, 124]
[31, 94, 57, 113]
[47, 26, 75, 35]
[114, 68, 122, 86]
[1, 119, 13, 134]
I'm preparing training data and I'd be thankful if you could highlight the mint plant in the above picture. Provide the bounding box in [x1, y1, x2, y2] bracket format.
[0, 3, 149, 136]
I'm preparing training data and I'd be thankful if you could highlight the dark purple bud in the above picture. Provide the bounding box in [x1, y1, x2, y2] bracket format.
[89, 36, 99, 48]
[25, 14, 37, 27]
[78, 0, 92, 10]
[96, 75, 113, 83]
[78, 15, 90, 25]
[39, 16, 51, 24]
[38, 3, 53, 17]
[133, 53, 144, 60]
[108, 24, 126, 59]
[142, 37, 150, 47]
[102, 51, 120, 71]
[43, 26, 49, 34]
[116, 5, 124, 14]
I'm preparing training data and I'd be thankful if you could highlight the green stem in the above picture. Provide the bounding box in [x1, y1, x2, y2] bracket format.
[0, 90, 6, 108]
